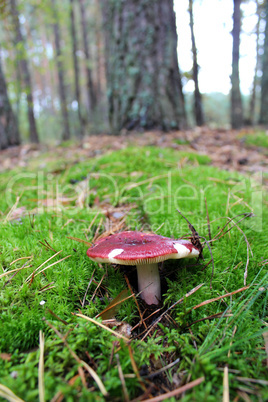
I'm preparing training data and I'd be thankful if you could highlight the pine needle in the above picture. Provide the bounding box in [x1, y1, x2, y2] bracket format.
[25, 250, 62, 283]
[0, 265, 31, 280]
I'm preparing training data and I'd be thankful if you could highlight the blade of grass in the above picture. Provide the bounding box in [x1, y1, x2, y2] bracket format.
[0, 384, 25, 402]
[38, 331, 45, 402]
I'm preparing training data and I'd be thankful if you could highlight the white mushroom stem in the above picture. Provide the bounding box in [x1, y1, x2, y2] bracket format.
[136, 263, 161, 305]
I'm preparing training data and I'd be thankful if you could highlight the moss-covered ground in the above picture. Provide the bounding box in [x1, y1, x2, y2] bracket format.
[0, 145, 267, 401]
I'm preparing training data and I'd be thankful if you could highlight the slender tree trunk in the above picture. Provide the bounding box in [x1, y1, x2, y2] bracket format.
[0, 56, 20, 149]
[78, 0, 97, 112]
[259, 0, 268, 124]
[231, 0, 243, 129]
[248, 2, 261, 125]
[52, 0, 71, 141]
[70, 0, 84, 137]
[189, 0, 204, 126]
[10, 0, 39, 143]
[101, 0, 187, 134]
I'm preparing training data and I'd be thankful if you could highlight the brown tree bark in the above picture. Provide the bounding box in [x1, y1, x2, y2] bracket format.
[52, 0, 71, 141]
[231, 0, 243, 129]
[0, 56, 20, 150]
[101, 0, 186, 134]
[259, 0, 268, 124]
[189, 0, 204, 126]
[70, 0, 84, 137]
[78, 0, 97, 112]
[10, 0, 39, 143]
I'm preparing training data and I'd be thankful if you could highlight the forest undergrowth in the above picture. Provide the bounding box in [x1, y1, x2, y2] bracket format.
[0, 141, 267, 401]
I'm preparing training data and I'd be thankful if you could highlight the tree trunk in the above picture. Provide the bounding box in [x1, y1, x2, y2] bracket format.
[10, 0, 39, 143]
[0, 56, 20, 150]
[52, 0, 71, 141]
[70, 0, 84, 137]
[248, 1, 262, 126]
[101, 0, 187, 134]
[189, 0, 204, 126]
[78, 0, 97, 112]
[259, 0, 268, 124]
[231, 0, 243, 129]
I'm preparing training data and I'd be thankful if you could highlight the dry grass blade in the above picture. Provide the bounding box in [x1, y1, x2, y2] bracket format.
[191, 286, 250, 310]
[25, 250, 62, 283]
[0, 384, 25, 402]
[25, 254, 71, 284]
[90, 273, 105, 301]
[232, 223, 252, 286]
[125, 174, 168, 191]
[262, 331, 268, 367]
[82, 270, 95, 308]
[116, 354, 129, 402]
[186, 311, 233, 327]
[39, 239, 57, 253]
[38, 331, 45, 402]
[127, 345, 147, 392]
[82, 211, 100, 234]
[136, 376, 205, 402]
[75, 313, 130, 342]
[67, 236, 92, 246]
[236, 377, 268, 386]
[223, 366, 229, 402]
[0, 265, 31, 280]
[92, 217, 104, 242]
[4, 196, 20, 223]
[212, 213, 253, 242]
[80, 360, 108, 395]
[10, 256, 32, 265]
[205, 197, 212, 242]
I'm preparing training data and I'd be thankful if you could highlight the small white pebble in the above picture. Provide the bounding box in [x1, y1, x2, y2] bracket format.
[40, 300, 46, 306]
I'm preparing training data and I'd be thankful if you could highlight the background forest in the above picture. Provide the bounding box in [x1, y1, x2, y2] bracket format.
[1, 0, 268, 147]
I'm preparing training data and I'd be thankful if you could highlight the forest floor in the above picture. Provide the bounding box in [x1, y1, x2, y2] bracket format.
[1, 127, 268, 179]
[0, 127, 268, 401]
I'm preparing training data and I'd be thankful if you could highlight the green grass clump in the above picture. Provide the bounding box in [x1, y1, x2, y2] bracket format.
[0, 146, 267, 401]
[243, 130, 268, 149]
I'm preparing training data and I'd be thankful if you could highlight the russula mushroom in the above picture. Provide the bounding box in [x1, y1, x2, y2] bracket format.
[87, 231, 200, 305]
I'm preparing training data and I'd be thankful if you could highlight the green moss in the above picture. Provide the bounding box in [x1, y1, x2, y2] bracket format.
[242, 130, 268, 149]
[0, 146, 267, 401]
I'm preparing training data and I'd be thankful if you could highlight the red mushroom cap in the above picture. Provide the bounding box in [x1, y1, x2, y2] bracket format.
[87, 231, 199, 265]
